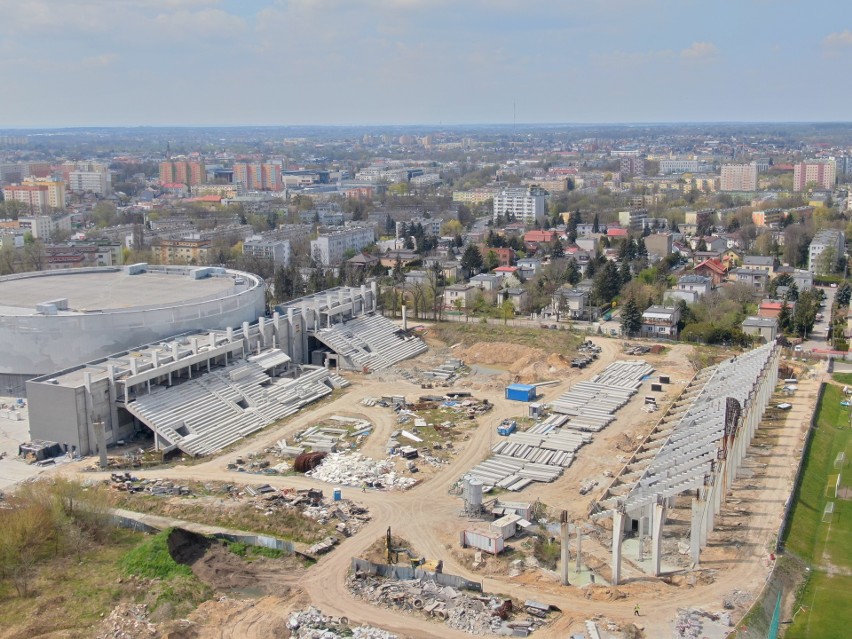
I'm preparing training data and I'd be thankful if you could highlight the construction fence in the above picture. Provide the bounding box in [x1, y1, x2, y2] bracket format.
[350, 558, 482, 592]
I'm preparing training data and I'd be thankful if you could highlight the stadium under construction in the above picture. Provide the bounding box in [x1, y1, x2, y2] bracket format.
[26, 284, 426, 456]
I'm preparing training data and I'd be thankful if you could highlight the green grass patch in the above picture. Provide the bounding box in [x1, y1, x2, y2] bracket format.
[785, 573, 852, 638]
[780, 383, 852, 637]
[0, 529, 141, 637]
[226, 541, 283, 560]
[831, 373, 852, 386]
[783, 385, 852, 563]
[120, 529, 193, 580]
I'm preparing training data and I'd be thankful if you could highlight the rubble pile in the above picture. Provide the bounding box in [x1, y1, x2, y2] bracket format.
[307, 452, 417, 490]
[95, 603, 157, 639]
[288, 607, 397, 639]
[347, 573, 549, 636]
[108, 476, 371, 537]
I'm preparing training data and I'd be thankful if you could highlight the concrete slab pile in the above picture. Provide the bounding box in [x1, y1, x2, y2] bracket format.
[306, 452, 417, 490]
[288, 607, 397, 639]
[550, 360, 653, 432]
[465, 415, 595, 490]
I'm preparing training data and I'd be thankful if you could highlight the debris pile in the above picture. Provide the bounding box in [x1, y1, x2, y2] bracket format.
[95, 603, 157, 639]
[307, 452, 417, 490]
[287, 607, 397, 639]
[347, 573, 550, 636]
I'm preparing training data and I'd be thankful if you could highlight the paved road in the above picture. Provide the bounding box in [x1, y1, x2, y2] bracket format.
[801, 285, 835, 352]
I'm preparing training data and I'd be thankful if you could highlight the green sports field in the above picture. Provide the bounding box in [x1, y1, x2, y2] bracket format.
[783, 382, 852, 638]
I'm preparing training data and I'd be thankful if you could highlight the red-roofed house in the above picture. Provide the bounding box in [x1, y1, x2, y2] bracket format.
[479, 246, 515, 267]
[524, 229, 558, 251]
[494, 265, 519, 278]
[693, 258, 727, 286]
[607, 227, 628, 238]
[758, 299, 794, 319]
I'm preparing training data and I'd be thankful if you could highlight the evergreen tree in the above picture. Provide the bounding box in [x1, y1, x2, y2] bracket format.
[460, 244, 483, 276]
[620, 297, 642, 336]
[592, 213, 600, 234]
[637, 238, 648, 259]
[592, 261, 621, 305]
[550, 237, 564, 258]
[619, 258, 632, 285]
[566, 259, 581, 285]
[778, 301, 792, 333]
[837, 282, 852, 307]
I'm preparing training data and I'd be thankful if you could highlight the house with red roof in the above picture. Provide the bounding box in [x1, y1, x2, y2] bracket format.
[493, 265, 519, 278]
[693, 258, 727, 286]
[607, 227, 628, 238]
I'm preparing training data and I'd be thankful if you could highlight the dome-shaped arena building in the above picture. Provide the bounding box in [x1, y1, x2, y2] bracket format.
[0, 264, 266, 394]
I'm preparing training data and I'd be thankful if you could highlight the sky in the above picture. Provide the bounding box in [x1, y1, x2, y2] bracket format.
[1, 0, 851, 127]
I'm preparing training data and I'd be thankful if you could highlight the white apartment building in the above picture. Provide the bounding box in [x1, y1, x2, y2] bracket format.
[492, 186, 547, 224]
[808, 228, 845, 274]
[396, 217, 443, 239]
[617, 209, 648, 230]
[243, 237, 291, 267]
[659, 159, 701, 174]
[68, 170, 111, 195]
[310, 227, 376, 265]
[720, 163, 758, 192]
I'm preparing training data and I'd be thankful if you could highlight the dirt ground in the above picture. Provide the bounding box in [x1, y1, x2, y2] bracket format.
[166, 528, 304, 595]
[60, 335, 820, 639]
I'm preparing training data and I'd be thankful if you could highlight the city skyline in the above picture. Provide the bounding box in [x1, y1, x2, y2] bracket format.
[1, 1, 851, 127]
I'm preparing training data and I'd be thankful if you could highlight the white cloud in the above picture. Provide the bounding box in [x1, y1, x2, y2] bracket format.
[823, 30, 852, 48]
[680, 41, 718, 59]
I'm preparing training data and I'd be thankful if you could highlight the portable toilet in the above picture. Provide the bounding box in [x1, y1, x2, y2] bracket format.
[506, 383, 536, 402]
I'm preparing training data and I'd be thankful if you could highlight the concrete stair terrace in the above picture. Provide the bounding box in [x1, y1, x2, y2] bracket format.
[312, 314, 427, 372]
[127, 362, 335, 457]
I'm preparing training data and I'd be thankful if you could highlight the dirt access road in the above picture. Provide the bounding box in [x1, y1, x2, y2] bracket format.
[69, 340, 815, 638]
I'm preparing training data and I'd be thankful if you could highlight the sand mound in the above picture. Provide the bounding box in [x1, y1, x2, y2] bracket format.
[166, 528, 300, 595]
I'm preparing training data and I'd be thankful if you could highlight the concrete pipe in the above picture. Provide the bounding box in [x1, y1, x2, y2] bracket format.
[412, 598, 424, 609]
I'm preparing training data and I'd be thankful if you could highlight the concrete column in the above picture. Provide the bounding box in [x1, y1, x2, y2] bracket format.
[130, 358, 138, 375]
[576, 522, 582, 571]
[560, 519, 570, 586]
[370, 281, 378, 311]
[242, 321, 250, 356]
[190, 337, 198, 355]
[638, 514, 646, 561]
[360, 284, 367, 315]
[650, 502, 666, 576]
[171, 343, 179, 361]
[611, 510, 625, 586]
[152, 351, 159, 368]
[227, 326, 234, 342]
[257, 317, 266, 346]
[209, 332, 217, 348]
[690, 495, 703, 564]
[402, 304, 408, 331]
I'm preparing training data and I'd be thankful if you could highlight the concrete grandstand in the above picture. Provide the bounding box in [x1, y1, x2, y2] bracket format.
[26, 284, 427, 456]
[0, 264, 265, 395]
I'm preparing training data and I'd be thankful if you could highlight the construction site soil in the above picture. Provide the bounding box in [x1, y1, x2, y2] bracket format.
[35, 330, 820, 639]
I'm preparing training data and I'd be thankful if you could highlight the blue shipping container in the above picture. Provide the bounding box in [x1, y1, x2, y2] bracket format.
[497, 419, 517, 436]
[505, 383, 536, 402]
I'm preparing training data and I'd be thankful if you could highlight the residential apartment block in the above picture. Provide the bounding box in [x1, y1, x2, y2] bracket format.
[3, 178, 65, 213]
[492, 186, 547, 224]
[310, 227, 376, 265]
[720, 162, 758, 192]
[808, 228, 845, 274]
[243, 237, 291, 267]
[232, 161, 283, 192]
[159, 160, 206, 187]
[793, 160, 836, 192]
